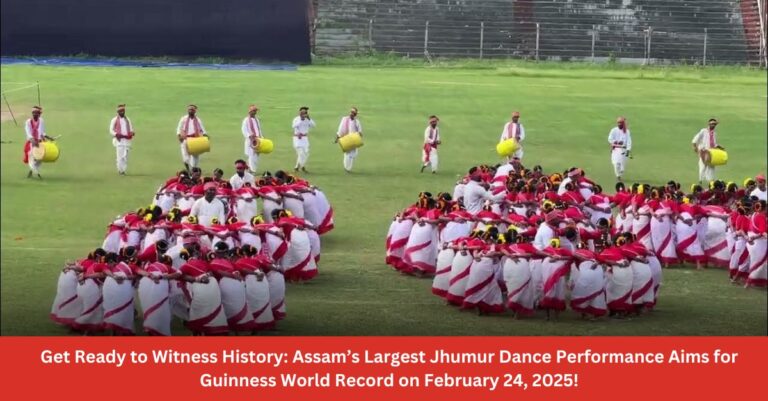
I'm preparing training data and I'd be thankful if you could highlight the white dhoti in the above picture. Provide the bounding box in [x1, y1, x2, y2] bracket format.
[343, 148, 358, 171]
[698, 158, 715, 182]
[113, 139, 130, 173]
[245, 142, 259, 172]
[611, 148, 627, 178]
[295, 145, 309, 169]
[422, 146, 438, 172]
[181, 141, 199, 168]
[27, 148, 41, 174]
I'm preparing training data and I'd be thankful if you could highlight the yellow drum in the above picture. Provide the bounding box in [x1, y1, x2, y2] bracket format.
[339, 132, 363, 152]
[496, 138, 519, 157]
[186, 136, 210, 156]
[702, 148, 728, 166]
[32, 141, 60, 162]
[256, 138, 274, 154]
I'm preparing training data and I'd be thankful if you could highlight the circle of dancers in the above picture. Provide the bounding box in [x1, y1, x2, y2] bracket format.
[385, 160, 767, 320]
[50, 163, 335, 335]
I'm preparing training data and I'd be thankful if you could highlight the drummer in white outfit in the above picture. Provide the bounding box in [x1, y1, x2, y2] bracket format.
[242, 105, 263, 173]
[335, 107, 362, 172]
[109, 104, 135, 175]
[176, 105, 207, 170]
[691, 118, 724, 183]
[292, 106, 315, 173]
[499, 111, 525, 160]
[421, 115, 441, 174]
[24, 106, 52, 179]
[607, 117, 632, 182]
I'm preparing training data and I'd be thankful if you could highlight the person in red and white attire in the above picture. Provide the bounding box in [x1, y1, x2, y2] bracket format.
[691, 118, 724, 183]
[242, 105, 263, 173]
[607, 116, 632, 182]
[176, 104, 207, 170]
[23, 106, 53, 179]
[292, 106, 315, 173]
[109, 104, 135, 175]
[421, 115, 441, 174]
[499, 111, 525, 161]
[335, 106, 362, 172]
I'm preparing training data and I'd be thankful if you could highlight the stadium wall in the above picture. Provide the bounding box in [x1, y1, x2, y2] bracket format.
[0, 0, 312, 64]
[314, 0, 766, 65]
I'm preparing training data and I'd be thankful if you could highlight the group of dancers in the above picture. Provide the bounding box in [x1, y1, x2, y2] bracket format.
[50, 162, 335, 335]
[385, 159, 767, 319]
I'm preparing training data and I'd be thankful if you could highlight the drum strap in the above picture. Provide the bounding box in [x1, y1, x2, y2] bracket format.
[506, 122, 518, 140]
[708, 129, 716, 148]
[428, 127, 439, 146]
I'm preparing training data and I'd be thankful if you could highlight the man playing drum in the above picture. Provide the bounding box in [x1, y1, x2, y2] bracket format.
[421, 115, 441, 174]
[242, 105, 263, 173]
[499, 111, 525, 161]
[109, 104, 135, 175]
[691, 118, 724, 183]
[23, 106, 54, 179]
[292, 106, 315, 173]
[335, 106, 362, 173]
[176, 104, 207, 171]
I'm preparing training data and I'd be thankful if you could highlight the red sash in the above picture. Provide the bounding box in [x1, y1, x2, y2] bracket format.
[22, 118, 41, 164]
[708, 129, 716, 148]
[182, 117, 202, 138]
[114, 116, 133, 140]
[345, 117, 358, 133]
[506, 122, 519, 140]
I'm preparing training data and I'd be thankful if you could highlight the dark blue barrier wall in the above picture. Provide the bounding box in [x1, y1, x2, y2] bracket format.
[1, 0, 311, 63]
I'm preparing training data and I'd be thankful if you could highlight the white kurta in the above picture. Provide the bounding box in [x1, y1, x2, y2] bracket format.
[229, 172, 255, 190]
[500, 121, 525, 159]
[337, 116, 362, 171]
[607, 127, 632, 178]
[463, 181, 503, 215]
[190, 198, 226, 227]
[177, 115, 206, 167]
[422, 125, 440, 171]
[292, 116, 315, 168]
[109, 116, 134, 173]
[242, 116, 262, 172]
[691, 128, 718, 182]
[24, 117, 46, 173]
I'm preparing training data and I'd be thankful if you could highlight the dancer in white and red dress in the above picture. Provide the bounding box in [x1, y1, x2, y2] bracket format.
[275, 210, 317, 282]
[651, 192, 679, 267]
[676, 201, 706, 269]
[702, 204, 731, 268]
[421, 115, 441, 174]
[745, 201, 767, 288]
[73, 257, 108, 333]
[462, 234, 505, 314]
[387, 207, 417, 272]
[137, 254, 180, 336]
[729, 202, 751, 282]
[569, 247, 607, 319]
[235, 246, 277, 329]
[537, 239, 573, 320]
[180, 254, 228, 336]
[102, 250, 139, 335]
[51, 251, 102, 326]
[446, 234, 486, 306]
[403, 203, 442, 275]
[601, 245, 633, 317]
[502, 240, 538, 318]
[209, 243, 253, 333]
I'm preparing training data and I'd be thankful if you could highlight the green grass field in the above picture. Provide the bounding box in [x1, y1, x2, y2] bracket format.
[1, 62, 766, 336]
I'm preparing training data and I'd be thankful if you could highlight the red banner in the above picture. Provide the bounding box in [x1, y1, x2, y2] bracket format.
[1, 337, 765, 400]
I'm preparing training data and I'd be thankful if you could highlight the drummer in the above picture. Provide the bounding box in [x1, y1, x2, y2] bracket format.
[608, 116, 632, 182]
[499, 111, 525, 161]
[334, 106, 362, 173]
[691, 118, 724, 183]
[242, 105, 263, 173]
[109, 104, 135, 176]
[176, 104, 208, 171]
[23, 106, 53, 179]
[421, 115, 441, 174]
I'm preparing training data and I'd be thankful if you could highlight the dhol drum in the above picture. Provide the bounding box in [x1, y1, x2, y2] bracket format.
[339, 132, 364, 152]
[32, 141, 60, 162]
[186, 136, 210, 156]
[496, 138, 519, 157]
[701, 148, 728, 166]
[255, 138, 274, 154]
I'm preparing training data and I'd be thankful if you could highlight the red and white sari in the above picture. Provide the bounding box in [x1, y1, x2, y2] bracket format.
[403, 212, 440, 275]
[702, 206, 731, 268]
[386, 216, 414, 272]
[745, 212, 767, 287]
[651, 200, 678, 265]
[446, 239, 480, 306]
[73, 262, 106, 332]
[569, 258, 607, 317]
[729, 213, 750, 280]
[314, 188, 335, 235]
[210, 257, 253, 332]
[462, 249, 504, 314]
[675, 206, 705, 263]
[235, 256, 275, 330]
[537, 247, 571, 311]
[431, 245, 455, 298]
[280, 218, 317, 281]
[138, 261, 174, 336]
[102, 262, 137, 335]
[181, 259, 228, 335]
[502, 244, 537, 316]
[50, 261, 86, 326]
